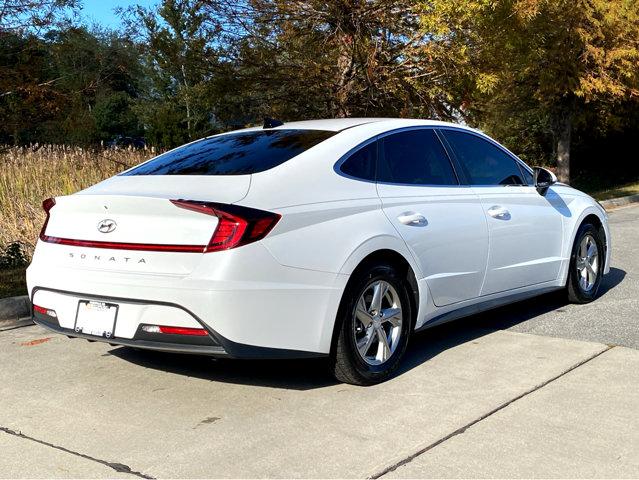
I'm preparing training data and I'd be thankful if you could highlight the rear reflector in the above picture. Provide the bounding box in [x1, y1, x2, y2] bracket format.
[142, 325, 209, 336]
[33, 304, 57, 318]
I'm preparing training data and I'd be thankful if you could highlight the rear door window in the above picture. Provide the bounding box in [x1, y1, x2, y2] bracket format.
[122, 129, 336, 176]
[442, 130, 525, 185]
[378, 129, 458, 186]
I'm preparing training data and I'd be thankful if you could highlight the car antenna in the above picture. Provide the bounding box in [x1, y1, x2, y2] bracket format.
[263, 117, 284, 129]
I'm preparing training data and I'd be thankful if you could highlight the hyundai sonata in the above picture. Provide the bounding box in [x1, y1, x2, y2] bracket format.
[27, 118, 610, 385]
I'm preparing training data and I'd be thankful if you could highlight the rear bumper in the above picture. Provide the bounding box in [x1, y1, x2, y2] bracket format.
[31, 287, 326, 359]
[27, 241, 348, 356]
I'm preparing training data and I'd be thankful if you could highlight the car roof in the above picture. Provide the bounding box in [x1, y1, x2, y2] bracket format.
[273, 118, 387, 131]
[263, 118, 473, 132]
[221, 118, 479, 135]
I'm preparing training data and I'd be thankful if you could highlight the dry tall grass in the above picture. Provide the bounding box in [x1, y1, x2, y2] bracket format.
[0, 145, 153, 257]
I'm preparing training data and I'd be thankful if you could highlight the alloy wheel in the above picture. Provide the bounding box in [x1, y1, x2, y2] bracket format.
[352, 280, 403, 366]
[576, 234, 599, 292]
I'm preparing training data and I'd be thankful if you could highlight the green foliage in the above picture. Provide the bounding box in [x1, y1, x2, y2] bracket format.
[93, 92, 141, 141]
[0, 26, 143, 145]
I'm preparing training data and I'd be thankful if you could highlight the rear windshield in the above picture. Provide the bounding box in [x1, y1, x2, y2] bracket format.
[122, 129, 336, 176]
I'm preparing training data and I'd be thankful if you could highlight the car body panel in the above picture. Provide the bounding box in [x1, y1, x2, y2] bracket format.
[378, 186, 489, 306]
[473, 185, 565, 295]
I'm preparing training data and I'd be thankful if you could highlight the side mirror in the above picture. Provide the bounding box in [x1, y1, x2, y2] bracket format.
[533, 166, 557, 195]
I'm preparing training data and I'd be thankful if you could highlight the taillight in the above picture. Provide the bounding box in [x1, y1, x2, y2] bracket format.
[39, 197, 55, 240]
[171, 200, 281, 253]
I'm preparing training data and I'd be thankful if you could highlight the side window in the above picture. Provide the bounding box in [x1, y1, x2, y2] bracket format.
[442, 130, 525, 185]
[378, 129, 457, 185]
[340, 141, 377, 181]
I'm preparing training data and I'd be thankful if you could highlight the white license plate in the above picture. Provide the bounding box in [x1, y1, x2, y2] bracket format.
[74, 301, 118, 338]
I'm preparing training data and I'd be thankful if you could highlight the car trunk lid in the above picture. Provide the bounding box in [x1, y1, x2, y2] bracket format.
[39, 175, 251, 275]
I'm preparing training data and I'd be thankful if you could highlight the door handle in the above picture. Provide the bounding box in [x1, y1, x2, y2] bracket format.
[487, 205, 510, 219]
[398, 212, 428, 226]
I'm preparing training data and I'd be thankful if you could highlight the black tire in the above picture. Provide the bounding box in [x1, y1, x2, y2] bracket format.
[566, 222, 605, 303]
[330, 261, 413, 386]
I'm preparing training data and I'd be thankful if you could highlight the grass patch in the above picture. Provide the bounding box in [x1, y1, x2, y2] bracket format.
[0, 267, 27, 298]
[588, 181, 639, 201]
[0, 145, 152, 258]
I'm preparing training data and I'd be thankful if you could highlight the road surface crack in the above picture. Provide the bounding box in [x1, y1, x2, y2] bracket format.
[368, 345, 615, 479]
[0, 426, 155, 479]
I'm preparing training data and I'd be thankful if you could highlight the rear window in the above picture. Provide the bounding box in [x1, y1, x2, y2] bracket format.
[122, 129, 336, 176]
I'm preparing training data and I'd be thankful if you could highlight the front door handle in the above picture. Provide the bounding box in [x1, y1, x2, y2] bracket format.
[487, 205, 510, 220]
[398, 212, 428, 226]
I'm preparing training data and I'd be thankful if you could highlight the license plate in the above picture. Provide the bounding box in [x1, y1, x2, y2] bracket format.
[74, 301, 118, 338]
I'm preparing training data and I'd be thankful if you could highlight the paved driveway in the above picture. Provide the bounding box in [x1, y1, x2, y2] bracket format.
[1, 205, 638, 478]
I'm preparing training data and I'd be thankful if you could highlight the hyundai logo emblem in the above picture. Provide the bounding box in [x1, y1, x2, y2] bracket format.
[97, 219, 117, 234]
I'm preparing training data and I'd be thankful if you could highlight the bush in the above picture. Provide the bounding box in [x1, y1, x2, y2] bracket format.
[0, 241, 30, 268]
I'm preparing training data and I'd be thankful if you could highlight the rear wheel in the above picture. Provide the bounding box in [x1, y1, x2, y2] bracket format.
[331, 262, 413, 385]
[566, 222, 604, 303]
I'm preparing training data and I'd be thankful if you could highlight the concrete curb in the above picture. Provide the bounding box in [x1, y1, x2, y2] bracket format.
[0, 295, 30, 324]
[600, 193, 639, 211]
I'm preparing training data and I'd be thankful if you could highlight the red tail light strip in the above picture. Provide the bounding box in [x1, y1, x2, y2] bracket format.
[39, 235, 206, 253]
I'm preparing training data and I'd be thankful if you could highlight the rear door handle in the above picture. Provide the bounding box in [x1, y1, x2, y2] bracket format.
[398, 212, 428, 226]
[487, 206, 510, 219]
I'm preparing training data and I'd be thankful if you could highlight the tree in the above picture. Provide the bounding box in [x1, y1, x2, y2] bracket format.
[123, 0, 221, 146]
[206, 0, 476, 121]
[0, 0, 77, 32]
[47, 27, 143, 144]
[0, 26, 143, 145]
[452, 0, 639, 182]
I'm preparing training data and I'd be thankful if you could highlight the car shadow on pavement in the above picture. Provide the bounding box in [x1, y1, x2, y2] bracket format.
[400, 266, 626, 375]
[109, 347, 339, 390]
[110, 267, 626, 390]
[596, 266, 626, 297]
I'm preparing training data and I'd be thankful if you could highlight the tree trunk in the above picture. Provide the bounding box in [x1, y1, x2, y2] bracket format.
[331, 34, 355, 118]
[556, 111, 572, 183]
[181, 64, 192, 138]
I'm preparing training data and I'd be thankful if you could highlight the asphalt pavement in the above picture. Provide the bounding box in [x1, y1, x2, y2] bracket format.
[0, 205, 637, 478]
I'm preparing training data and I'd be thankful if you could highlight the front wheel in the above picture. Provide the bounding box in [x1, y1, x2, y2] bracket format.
[331, 262, 413, 386]
[566, 222, 605, 303]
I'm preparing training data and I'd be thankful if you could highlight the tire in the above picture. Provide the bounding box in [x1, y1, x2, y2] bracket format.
[566, 222, 605, 303]
[330, 261, 413, 386]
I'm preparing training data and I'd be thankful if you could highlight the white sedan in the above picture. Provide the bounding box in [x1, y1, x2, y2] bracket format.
[27, 118, 610, 385]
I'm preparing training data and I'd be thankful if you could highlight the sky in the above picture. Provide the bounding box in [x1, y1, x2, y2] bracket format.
[80, 0, 158, 29]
